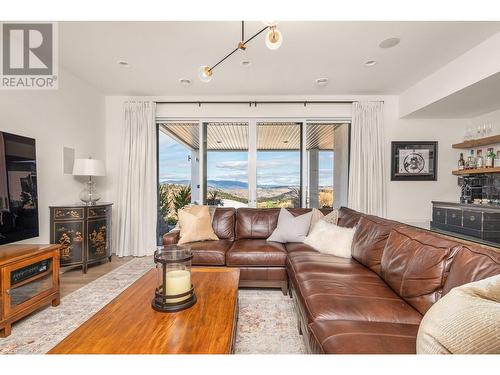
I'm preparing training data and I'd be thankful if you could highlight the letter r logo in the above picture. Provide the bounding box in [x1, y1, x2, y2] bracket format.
[2, 23, 53, 75]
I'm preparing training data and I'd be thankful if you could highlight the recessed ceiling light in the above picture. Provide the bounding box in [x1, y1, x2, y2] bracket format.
[315, 77, 329, 87]
[364, 60, 377, 67]
[379, 37, 400, 49]
[117, 60, 130, 68]
[217, 140, 222, 144]
[240, 60, 252, 67]
[179, 78, 191, 86]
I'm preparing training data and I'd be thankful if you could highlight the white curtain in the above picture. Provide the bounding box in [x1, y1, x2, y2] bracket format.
[114, 101, 157, 257]
[348, 101, 386, 217]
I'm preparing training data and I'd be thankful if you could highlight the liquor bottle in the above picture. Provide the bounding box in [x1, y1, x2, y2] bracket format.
[458, 153, 465, 170]
[466, 150, 475, 169]
[476, 149, 484, 169]
[486, 148, 495, 168]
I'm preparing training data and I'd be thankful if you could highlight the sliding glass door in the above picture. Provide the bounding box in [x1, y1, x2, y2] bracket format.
[157, 119, 349, 236]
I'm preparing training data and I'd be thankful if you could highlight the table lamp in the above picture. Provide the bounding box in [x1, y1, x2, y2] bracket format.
[72, 157, 106, 205]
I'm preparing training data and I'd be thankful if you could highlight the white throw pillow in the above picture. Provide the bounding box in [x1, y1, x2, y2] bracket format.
[267, 208, 312, 243]
[304, 220, 355, 258]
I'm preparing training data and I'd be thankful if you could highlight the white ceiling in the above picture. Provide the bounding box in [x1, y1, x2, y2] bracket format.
[59, 21, 500, 96]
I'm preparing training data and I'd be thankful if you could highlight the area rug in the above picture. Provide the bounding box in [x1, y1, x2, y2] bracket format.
[0, 257, 305, 354]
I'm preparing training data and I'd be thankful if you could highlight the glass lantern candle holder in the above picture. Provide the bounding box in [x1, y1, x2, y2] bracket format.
[152, 245, 197, 313]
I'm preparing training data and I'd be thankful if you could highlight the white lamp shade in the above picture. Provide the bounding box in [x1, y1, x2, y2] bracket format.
[72, 158, 106, 176]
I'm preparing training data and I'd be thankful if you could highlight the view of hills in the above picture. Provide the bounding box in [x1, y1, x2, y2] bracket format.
[162, 179, 296, 189]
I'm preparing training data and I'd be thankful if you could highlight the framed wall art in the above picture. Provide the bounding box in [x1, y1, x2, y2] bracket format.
[391, 141, 438, 181]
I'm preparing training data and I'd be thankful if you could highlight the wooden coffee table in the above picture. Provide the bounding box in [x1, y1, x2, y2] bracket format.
[48, 267, 240, 354]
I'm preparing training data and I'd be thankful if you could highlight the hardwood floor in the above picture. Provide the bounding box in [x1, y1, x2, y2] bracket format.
[60, 256, 133, 298]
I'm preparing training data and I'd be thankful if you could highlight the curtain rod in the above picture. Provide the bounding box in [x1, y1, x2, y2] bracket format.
[155, 100, 359, 107]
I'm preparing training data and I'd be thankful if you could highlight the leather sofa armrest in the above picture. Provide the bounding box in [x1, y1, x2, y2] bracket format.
[162, 230, 180, 245]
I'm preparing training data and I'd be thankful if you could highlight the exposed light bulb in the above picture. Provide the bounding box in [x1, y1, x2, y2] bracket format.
[265, 27, 282, 50]
[198, 65, 213, 82]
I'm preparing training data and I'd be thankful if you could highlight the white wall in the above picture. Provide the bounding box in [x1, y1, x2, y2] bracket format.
[0, 67, 106, 244]
[104, 95, 465, 229]
[383, 97, 465, 224]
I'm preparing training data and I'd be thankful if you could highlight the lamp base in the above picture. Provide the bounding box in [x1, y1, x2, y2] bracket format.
[151, 292, 197, 313]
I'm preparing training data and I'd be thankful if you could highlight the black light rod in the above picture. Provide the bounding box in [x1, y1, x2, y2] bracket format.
[242, 26, 268, 45]
[208, 23, 269, 73]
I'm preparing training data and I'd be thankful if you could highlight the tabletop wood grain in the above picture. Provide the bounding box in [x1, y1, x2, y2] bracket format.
[48, 267, 240, 354]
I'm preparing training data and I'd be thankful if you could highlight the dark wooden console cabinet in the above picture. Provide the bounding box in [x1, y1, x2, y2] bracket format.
[0, 244, 60, 337]
[431, 201, 500, 246]
[50, 203, 112, 273]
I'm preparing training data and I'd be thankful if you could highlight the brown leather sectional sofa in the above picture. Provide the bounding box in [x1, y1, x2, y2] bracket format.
[163, 206, 500, 354]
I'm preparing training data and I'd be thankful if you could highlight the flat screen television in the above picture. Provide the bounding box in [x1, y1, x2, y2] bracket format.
[0, 131, 39, 245]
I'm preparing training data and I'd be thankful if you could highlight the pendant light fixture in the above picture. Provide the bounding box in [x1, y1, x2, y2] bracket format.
[265, 26, 282, 50]
[198, 21, 283, 82]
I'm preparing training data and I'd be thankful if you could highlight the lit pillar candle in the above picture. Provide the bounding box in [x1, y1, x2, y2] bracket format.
[165, 269, 191, 303]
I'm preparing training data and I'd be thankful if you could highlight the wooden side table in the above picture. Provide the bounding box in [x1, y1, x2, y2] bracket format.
[0, 244, 60, 337]
[50, 203, 112, 273]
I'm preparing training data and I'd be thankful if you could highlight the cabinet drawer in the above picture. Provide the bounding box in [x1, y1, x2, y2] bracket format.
[54, 208, 84, 220]
[432, 208, 446, 224]
[463, 210, 482, 230]
[88, 206, 110, 218]
[483, 220, 500, 231]
[446, 209, 462, 226]
[483, 212, 500, 221]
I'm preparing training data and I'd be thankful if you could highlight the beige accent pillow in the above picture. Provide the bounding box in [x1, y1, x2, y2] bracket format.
[321, 209, 339, 225]
[308, 208, 339, 234]
[416, 274, 500, 354]
[308, 208, 325, 234]
[178, 205, 219, 244]
[172, 205, 216, 235]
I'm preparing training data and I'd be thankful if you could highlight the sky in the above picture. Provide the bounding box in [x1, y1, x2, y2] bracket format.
[159, 132, 333, 187]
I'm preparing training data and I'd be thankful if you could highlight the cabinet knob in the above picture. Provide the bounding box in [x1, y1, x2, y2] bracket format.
[470, 216, 476, 221]
[436, 212, 441, 216]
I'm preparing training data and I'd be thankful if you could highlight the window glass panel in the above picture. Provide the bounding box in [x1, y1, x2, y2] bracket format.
[307, 123, 334, 208]
[157, 123, 199, 241]
[257, 122, 301, 208]
[205, 122, 249, 208]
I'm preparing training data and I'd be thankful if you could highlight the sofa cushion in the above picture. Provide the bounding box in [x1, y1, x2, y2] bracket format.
[187, 240, 233, 266]
[351, 215, 400, 275]
[303, 290, 422, 325]
[285, 242, 318, 254]
[337, 207, 363, 228]
[381, 226, 460, 315]
[226, 239, 287, 267]
[212, 207, 236, 240]
[310, 320, 419, 354]
[442, 243, 500, 295]
[287, 252, 376, 279]
[236, 208, 280, 240]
